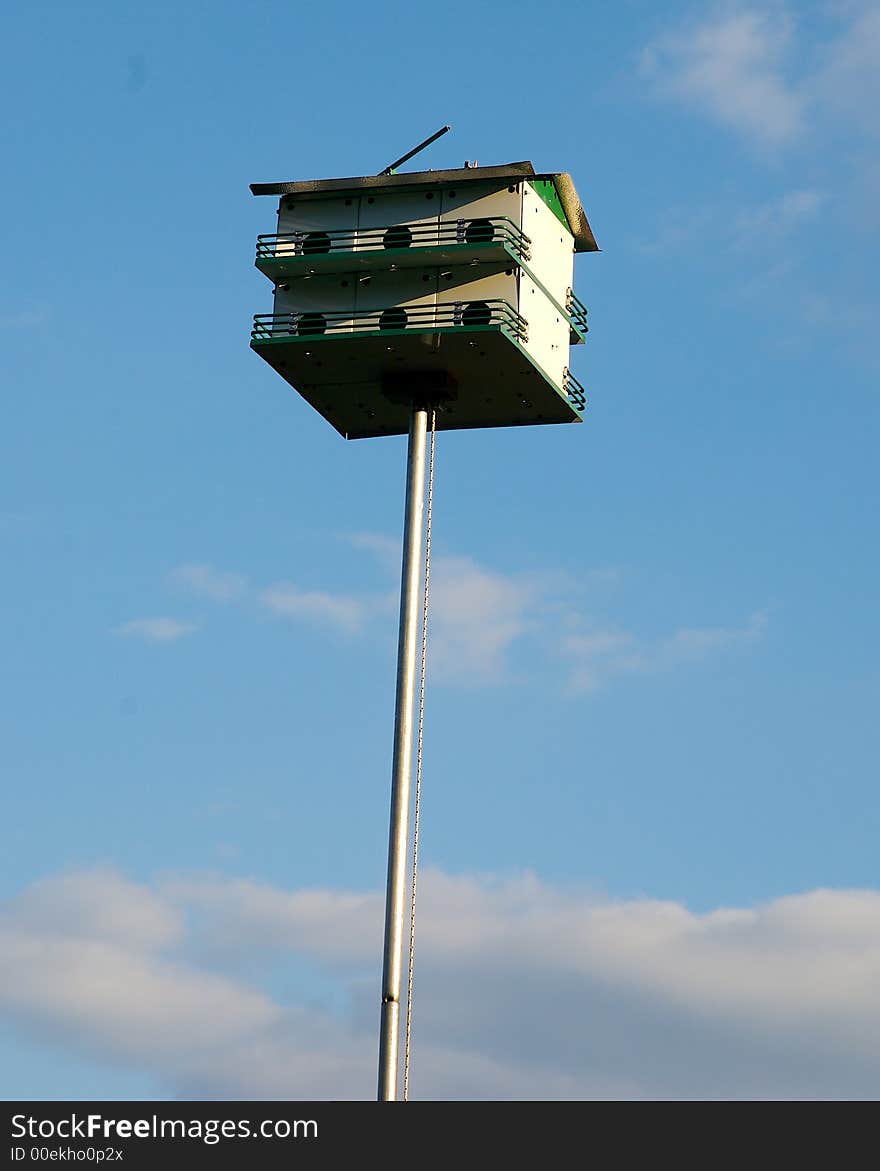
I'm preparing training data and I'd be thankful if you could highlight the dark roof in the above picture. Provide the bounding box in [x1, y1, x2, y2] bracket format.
[250, 162, 598, 252]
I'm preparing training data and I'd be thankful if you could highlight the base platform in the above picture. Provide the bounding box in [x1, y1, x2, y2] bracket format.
[250, 325, 583, 440]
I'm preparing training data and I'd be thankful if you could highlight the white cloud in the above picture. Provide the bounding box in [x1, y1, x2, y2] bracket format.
[733, 188, 826, 243]
[0, 307, 49, 330]
[114, 618, 197, 643]
[12, 870, 181, 952]
[171, 564, 247, 602]
[635, 186, 826, 257]
[165, 875, 380, 967]
[641, 7, 804, 147]
[561, 629, 639, 694]
[346, 531, 401, 571]
[3, 867, 880, 1099]
[657, 608, 767, 664]
[350, 533, 763, 689]
[0, 871, 279, 1074]
[816, 2, 880, 138]
[258, 584, 368, 632]
[642, 3, 880, 153]
[146, 538, 764, 691]
[429, 555, 535, 683]
[347, 534, 541, 682]
[632, 2, 878, 361]
[563, 610, 766, 693]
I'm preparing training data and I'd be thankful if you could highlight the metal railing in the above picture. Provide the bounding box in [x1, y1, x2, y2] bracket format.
[251, 299, 528, 344]
[566, 288, 589, 336]
[256, 217, 532, 263]
[563, 368, 587, 411]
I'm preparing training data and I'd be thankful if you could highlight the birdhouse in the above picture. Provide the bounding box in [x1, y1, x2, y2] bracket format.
[249, 161, 597, 439]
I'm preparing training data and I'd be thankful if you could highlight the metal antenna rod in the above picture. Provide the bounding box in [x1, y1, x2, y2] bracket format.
[378, 403, 429, 1101]
[379, 125, 451, 176]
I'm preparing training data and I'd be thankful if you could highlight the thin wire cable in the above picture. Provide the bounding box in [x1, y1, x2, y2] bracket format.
[403, 407, 436, 1102]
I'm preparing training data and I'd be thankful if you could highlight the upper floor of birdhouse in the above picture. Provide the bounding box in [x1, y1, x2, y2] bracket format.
[249, 162, 598, 439]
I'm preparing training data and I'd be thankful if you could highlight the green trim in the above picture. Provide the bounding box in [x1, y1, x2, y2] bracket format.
[255, 239, 526, 283]
[251, 329, 582, 422]
[517, 257, 587, 344]
[529, 179, 570, 234]
[507, 336, 585, 420]
[251, 323, 512, 347]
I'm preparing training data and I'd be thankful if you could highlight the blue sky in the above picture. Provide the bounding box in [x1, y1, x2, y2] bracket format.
[1, 0, 879, 1099]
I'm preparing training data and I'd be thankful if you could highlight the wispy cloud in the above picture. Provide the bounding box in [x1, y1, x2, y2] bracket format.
[641, 6, 804, 148]
[351, 532, 764, 690]
[428, 554, 536, 683]
[258, 584, 369, 633]
[345, 531, 400, 571]
[141, 541, 763, 690]
[114, 617, 197, 643]
[815, 2, 880, 139]
[0, 306, 50, 330]
[171, 564, 247, 602]
[733, 187, 825, 242]
[349, 533, 538, 683]
[635, 186, 825, 257]
[633, 5, 880, 369]
[3, 866, 880, 1099]
[563, 611, 767, 693]
[658, 608, 767, 662]
[642, 2, 880, 155]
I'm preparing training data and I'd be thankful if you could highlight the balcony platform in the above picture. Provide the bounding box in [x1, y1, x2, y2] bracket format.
[254, 218, 531, 285]
[257, 241, 526, 285]
[250, 310, 583, 440]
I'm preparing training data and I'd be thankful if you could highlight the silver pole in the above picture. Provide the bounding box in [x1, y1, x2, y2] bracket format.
[378, 403, 429, 1101]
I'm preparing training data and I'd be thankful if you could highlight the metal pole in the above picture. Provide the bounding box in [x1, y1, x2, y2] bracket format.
[378, 403, 429, 1101]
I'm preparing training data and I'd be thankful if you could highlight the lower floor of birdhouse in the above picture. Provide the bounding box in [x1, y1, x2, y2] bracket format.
[250, 322, 585, 440]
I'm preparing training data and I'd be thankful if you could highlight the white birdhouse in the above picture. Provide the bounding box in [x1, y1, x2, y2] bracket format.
[249, 161, 597, 439]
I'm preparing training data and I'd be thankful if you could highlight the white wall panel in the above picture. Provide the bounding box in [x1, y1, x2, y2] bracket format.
[521, 183, 574, 306]
[518, 273, 569, 391]
[276, 195, 359, 253]
[439, 181, 523, 235]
